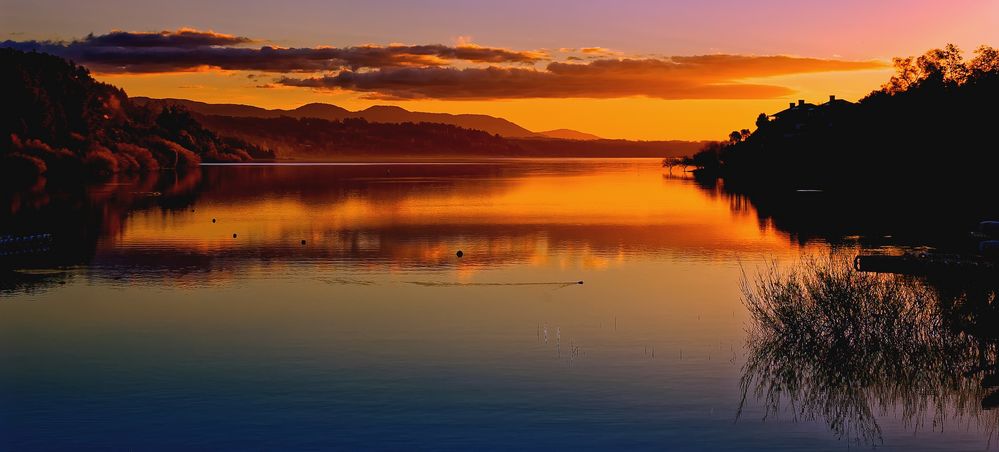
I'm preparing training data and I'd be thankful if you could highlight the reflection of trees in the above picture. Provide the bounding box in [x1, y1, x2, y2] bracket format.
[0, 169, 203, 291]
[738, 254, 999, 446]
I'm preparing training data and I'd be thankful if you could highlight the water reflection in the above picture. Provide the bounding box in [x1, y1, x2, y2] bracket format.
[4, 159, 997, 449]
[738, 254, 999, 446]
[0, 170, 204, 291]
[693, 174, 999, 249]
[2, 160, 794, 292]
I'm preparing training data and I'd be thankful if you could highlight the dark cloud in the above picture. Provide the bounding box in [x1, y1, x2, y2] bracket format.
[0, 28, 886, 100]
[278, 56, 885, 100]
[2, 41, 342, 72]
[0, 29, 546, 73]
[82, 28, 254, 48]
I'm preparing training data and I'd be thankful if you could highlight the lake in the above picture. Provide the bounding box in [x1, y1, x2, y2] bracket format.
[1, 158, 994, 450]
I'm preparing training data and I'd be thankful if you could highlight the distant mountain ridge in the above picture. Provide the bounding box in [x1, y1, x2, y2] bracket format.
[131, 97, 601, 139]
[534, 129, 603, 140]
[134, 97, 529, 137]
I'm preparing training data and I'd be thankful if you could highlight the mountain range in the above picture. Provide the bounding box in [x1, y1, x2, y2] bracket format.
[1, 46, 708, 186]
[131, 97, 602, 140]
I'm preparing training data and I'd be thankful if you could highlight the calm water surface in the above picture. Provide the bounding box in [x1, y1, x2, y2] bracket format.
[0, 159, 992, 450]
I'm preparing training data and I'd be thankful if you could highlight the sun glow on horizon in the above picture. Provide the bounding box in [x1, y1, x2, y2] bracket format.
[95, 65, 894, 141]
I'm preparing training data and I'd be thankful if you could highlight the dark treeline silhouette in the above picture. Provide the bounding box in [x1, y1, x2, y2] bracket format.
[510, 137, 703, 158]
[685, 44, 999, 193]
[169, 108, 702, 159]
[1, 49, 273, 185]
[196, 114, 520, 158]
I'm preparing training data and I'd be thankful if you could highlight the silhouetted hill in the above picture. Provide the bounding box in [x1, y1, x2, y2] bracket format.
[196, 115, 520, 158]
[684, 44, 999, 194]
[535, 129, 603, 140]
[133, 97, 543, 138]
[191, 114, 701, 159]
[293, 102, 351, 118]
[134, 97, 701, 159]
[1, 49, 272, 184]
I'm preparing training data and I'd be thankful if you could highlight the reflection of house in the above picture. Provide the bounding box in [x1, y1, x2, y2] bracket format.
[766, 96, 855, 137]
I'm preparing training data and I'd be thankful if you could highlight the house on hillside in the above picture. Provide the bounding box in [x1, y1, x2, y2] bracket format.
[766, 96, 855, 137]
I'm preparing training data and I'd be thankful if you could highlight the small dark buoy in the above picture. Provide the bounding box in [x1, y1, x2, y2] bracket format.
[212, 218, 216, 223]
[456, 250, 463, 257]
[232, 233, 237, 238]
[301, 240, 307, 245]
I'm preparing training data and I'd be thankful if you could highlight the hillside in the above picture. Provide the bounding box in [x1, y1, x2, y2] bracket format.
[1, 49, 272, 184]
[136, 97, 701, 159]
[197, 114, 520, 158]
[196, 114, 701, 159]
[133, 97, 544, 138]
[684, 44, 999, 194]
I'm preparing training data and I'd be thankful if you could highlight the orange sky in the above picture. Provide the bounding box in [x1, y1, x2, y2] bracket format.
[4, 0, 996, 140]
[97, 68, 892, 140]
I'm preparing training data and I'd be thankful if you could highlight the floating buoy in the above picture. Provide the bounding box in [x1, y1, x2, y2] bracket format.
[232, 233, 237, 238]
[212, 218, 216, 223]
[456, 250, 463, 257]
[301, 240, 307, 245]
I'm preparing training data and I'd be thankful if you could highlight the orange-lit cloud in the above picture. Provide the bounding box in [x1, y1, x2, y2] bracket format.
[1, 29, 547, 73]
[279, 55, 885, 100]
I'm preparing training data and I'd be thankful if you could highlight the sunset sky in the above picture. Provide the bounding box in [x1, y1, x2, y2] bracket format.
[3, 0, 997, 140]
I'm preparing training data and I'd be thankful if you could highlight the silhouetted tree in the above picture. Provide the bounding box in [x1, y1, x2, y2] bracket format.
[969, 45, 999, 79]
[682, 43, 999, 195]
[755, 113, 770, 129]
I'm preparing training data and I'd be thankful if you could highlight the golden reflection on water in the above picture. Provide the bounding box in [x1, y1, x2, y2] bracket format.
[113, 160, 797, 271]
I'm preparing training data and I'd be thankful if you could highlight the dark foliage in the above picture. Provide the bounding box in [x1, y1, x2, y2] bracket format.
[196, 114, 522, 158]
[513, 138, 702, 158]
[197, 114, 702, 159]
[0, 48, 273, 183]
[685, 44, 999, 194]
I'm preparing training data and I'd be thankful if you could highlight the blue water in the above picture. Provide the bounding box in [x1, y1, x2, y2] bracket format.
[1, 160, 992, 450]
